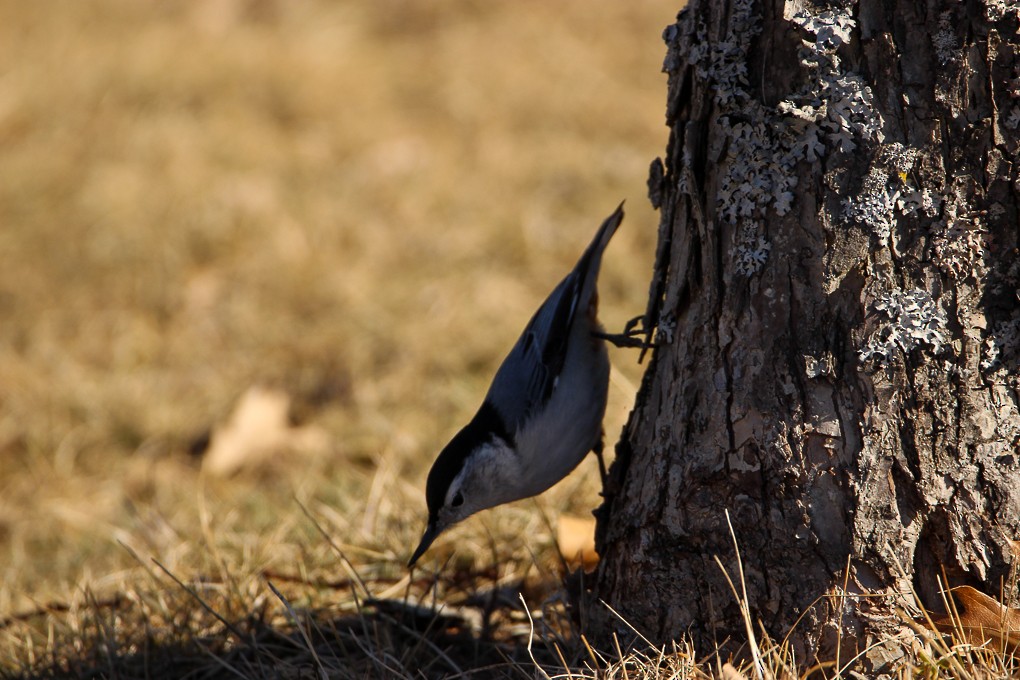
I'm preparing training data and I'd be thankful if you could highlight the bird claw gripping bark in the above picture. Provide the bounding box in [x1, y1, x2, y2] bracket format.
[593, 314, 657, 351]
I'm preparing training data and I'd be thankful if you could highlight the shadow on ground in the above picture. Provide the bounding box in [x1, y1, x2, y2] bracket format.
[4, 574, 590, 680]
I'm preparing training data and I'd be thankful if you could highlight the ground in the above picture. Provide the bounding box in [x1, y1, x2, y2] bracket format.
[0, 1, 667, 676]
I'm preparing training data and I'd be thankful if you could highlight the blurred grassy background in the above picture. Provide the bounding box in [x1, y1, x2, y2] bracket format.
[0, 0, 671, 631]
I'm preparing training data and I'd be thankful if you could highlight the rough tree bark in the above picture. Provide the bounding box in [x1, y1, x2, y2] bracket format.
[589, 0, 1020, 671]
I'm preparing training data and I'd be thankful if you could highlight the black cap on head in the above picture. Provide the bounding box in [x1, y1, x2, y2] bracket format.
[423, 401, 511, 517]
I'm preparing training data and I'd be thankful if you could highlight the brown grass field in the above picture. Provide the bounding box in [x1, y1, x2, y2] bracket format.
[0, 1, 1012, 678]
[0, 0, 671, 676]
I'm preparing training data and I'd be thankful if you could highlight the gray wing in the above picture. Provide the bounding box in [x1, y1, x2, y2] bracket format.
[484, 271, 580, 436]
[483, 204, 623, 437]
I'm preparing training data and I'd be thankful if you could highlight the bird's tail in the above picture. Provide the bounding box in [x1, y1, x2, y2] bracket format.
[574, 201, 625, 305]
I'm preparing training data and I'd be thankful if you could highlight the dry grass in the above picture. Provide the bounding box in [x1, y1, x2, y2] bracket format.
[0, 0, 666, 676]
[0, 1, 1012, 678]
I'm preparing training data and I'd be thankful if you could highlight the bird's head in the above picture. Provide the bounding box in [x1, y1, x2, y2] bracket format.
[408, 405, 517, 567]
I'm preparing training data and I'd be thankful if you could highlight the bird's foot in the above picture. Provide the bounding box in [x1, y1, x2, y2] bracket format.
[594, 314, 656, 350]
[592, 433, 609, 494]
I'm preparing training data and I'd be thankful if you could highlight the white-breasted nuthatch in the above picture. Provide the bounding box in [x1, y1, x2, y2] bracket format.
[408, 203, 625, 568]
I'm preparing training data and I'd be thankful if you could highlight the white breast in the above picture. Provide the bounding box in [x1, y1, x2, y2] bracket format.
[513, 322, 610, 498]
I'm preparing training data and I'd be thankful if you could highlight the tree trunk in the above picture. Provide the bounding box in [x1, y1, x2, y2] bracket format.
[589, 0, 1020, 670]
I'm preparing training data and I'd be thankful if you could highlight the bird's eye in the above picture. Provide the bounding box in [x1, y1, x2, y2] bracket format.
[451, 492, 464, 508]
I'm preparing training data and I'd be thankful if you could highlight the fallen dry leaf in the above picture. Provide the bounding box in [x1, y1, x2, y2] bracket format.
[202, 386, 329, 477]
[556, 514, 599, 572]
[719, 662, 749, 680]
[932, 585, 1020, 655]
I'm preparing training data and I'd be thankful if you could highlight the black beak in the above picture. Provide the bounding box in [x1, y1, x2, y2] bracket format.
[408, 521, 439, 568]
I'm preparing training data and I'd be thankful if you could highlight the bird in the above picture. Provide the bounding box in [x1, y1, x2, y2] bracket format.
[408, 203, 625, 568]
